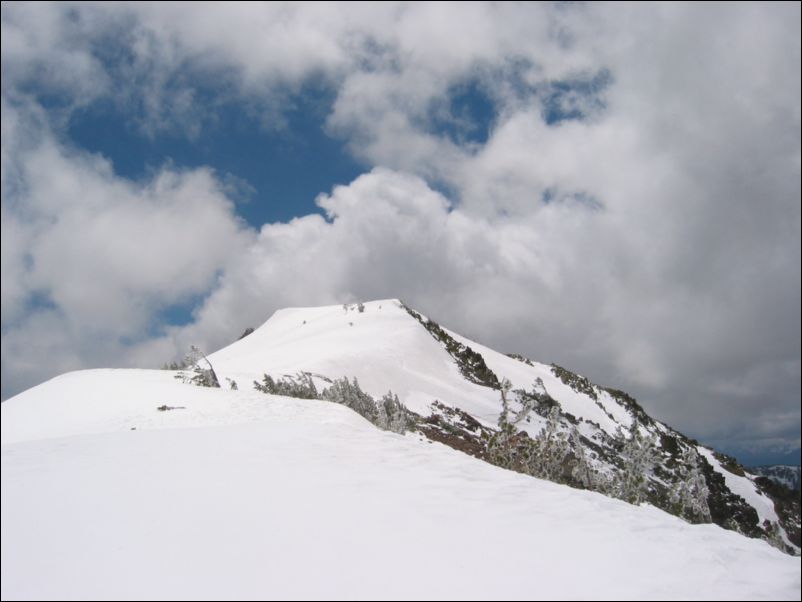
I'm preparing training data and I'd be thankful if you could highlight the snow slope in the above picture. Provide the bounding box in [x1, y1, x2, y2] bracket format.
[209, 299, 503, 424]
[206, 299, 637, 437]
[2, 370, 800, 600]
[444, 326, 630, 435]
[700, 448, 800, 554]
[700, 448, 778, 526]
[3, 300, 800, 599]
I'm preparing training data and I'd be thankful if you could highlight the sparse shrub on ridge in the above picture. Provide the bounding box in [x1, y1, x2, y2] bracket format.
[252, 372, 410, 435]
[254, 372, 318, 399]
[174, 346, 220, 388]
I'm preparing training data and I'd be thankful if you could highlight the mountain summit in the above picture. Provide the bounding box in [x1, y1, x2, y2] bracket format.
[207, 299, 799, 551]
[2, 299, 800, 600]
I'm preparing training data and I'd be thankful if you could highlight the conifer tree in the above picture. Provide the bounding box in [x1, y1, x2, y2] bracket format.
[322, 377, 379, 424]
[526, 406, 570, 482]
[377, 391, 408, 434]
[669, 446, 711, 523]
[253, 372, 318, 399]
[614, 427, 660, 504]
[174, 346, 220, 388]
[487, 378, 535, 470]
[569, 425, 598, 489]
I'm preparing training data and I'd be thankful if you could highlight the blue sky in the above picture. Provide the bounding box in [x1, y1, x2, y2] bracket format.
[2, 2, 799, 466]
[66, 92, 365, 227]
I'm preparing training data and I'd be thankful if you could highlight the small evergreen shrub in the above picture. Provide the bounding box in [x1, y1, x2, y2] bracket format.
[254, 372, 318, 399]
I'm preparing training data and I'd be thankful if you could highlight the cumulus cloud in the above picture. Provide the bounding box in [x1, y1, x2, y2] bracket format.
[161, 165, 798, 446]
[1, 99, 253, 396]
[1, 2, 799, 454]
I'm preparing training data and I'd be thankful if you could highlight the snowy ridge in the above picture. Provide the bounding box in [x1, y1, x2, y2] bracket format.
[2, 299, 801, 599]
[205, 300, 797, 554]
[443, 325, 633, 436]
[209, 299, 500, 422]
[2, 370, 800, 600]
[207, 299, 640, 437]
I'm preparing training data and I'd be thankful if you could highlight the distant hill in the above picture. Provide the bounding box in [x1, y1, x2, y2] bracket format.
[749, 465, 801, 492]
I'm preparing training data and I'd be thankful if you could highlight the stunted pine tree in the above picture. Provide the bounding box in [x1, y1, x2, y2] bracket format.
[487, 378, 536, 470]
[322, 377, 379, 425]
[669, 446, 711, 523]
[254, 372, 318, 399]
[174, 346, 220, 388]
[614, 427, 661, 504]
[525, 406, 570, 483]
[569, 425, 599, 489]
[377, 391, 408, 434]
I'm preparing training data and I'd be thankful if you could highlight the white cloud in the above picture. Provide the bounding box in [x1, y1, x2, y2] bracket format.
[167, 162, 798, 444]
[0, 2, 110, 105]
[1, 100, 253, 396]
[164, 166, 630, 384]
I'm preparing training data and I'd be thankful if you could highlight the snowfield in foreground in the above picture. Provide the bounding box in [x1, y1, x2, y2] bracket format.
[2, 371, 800, 600]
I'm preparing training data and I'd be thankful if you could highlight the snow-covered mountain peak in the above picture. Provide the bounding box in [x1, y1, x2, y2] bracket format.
[209, 298, 632, 437]
[212, 299, 482, 414]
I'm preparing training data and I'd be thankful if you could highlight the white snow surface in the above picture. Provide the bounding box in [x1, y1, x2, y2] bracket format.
[2, 300, 800, 600]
